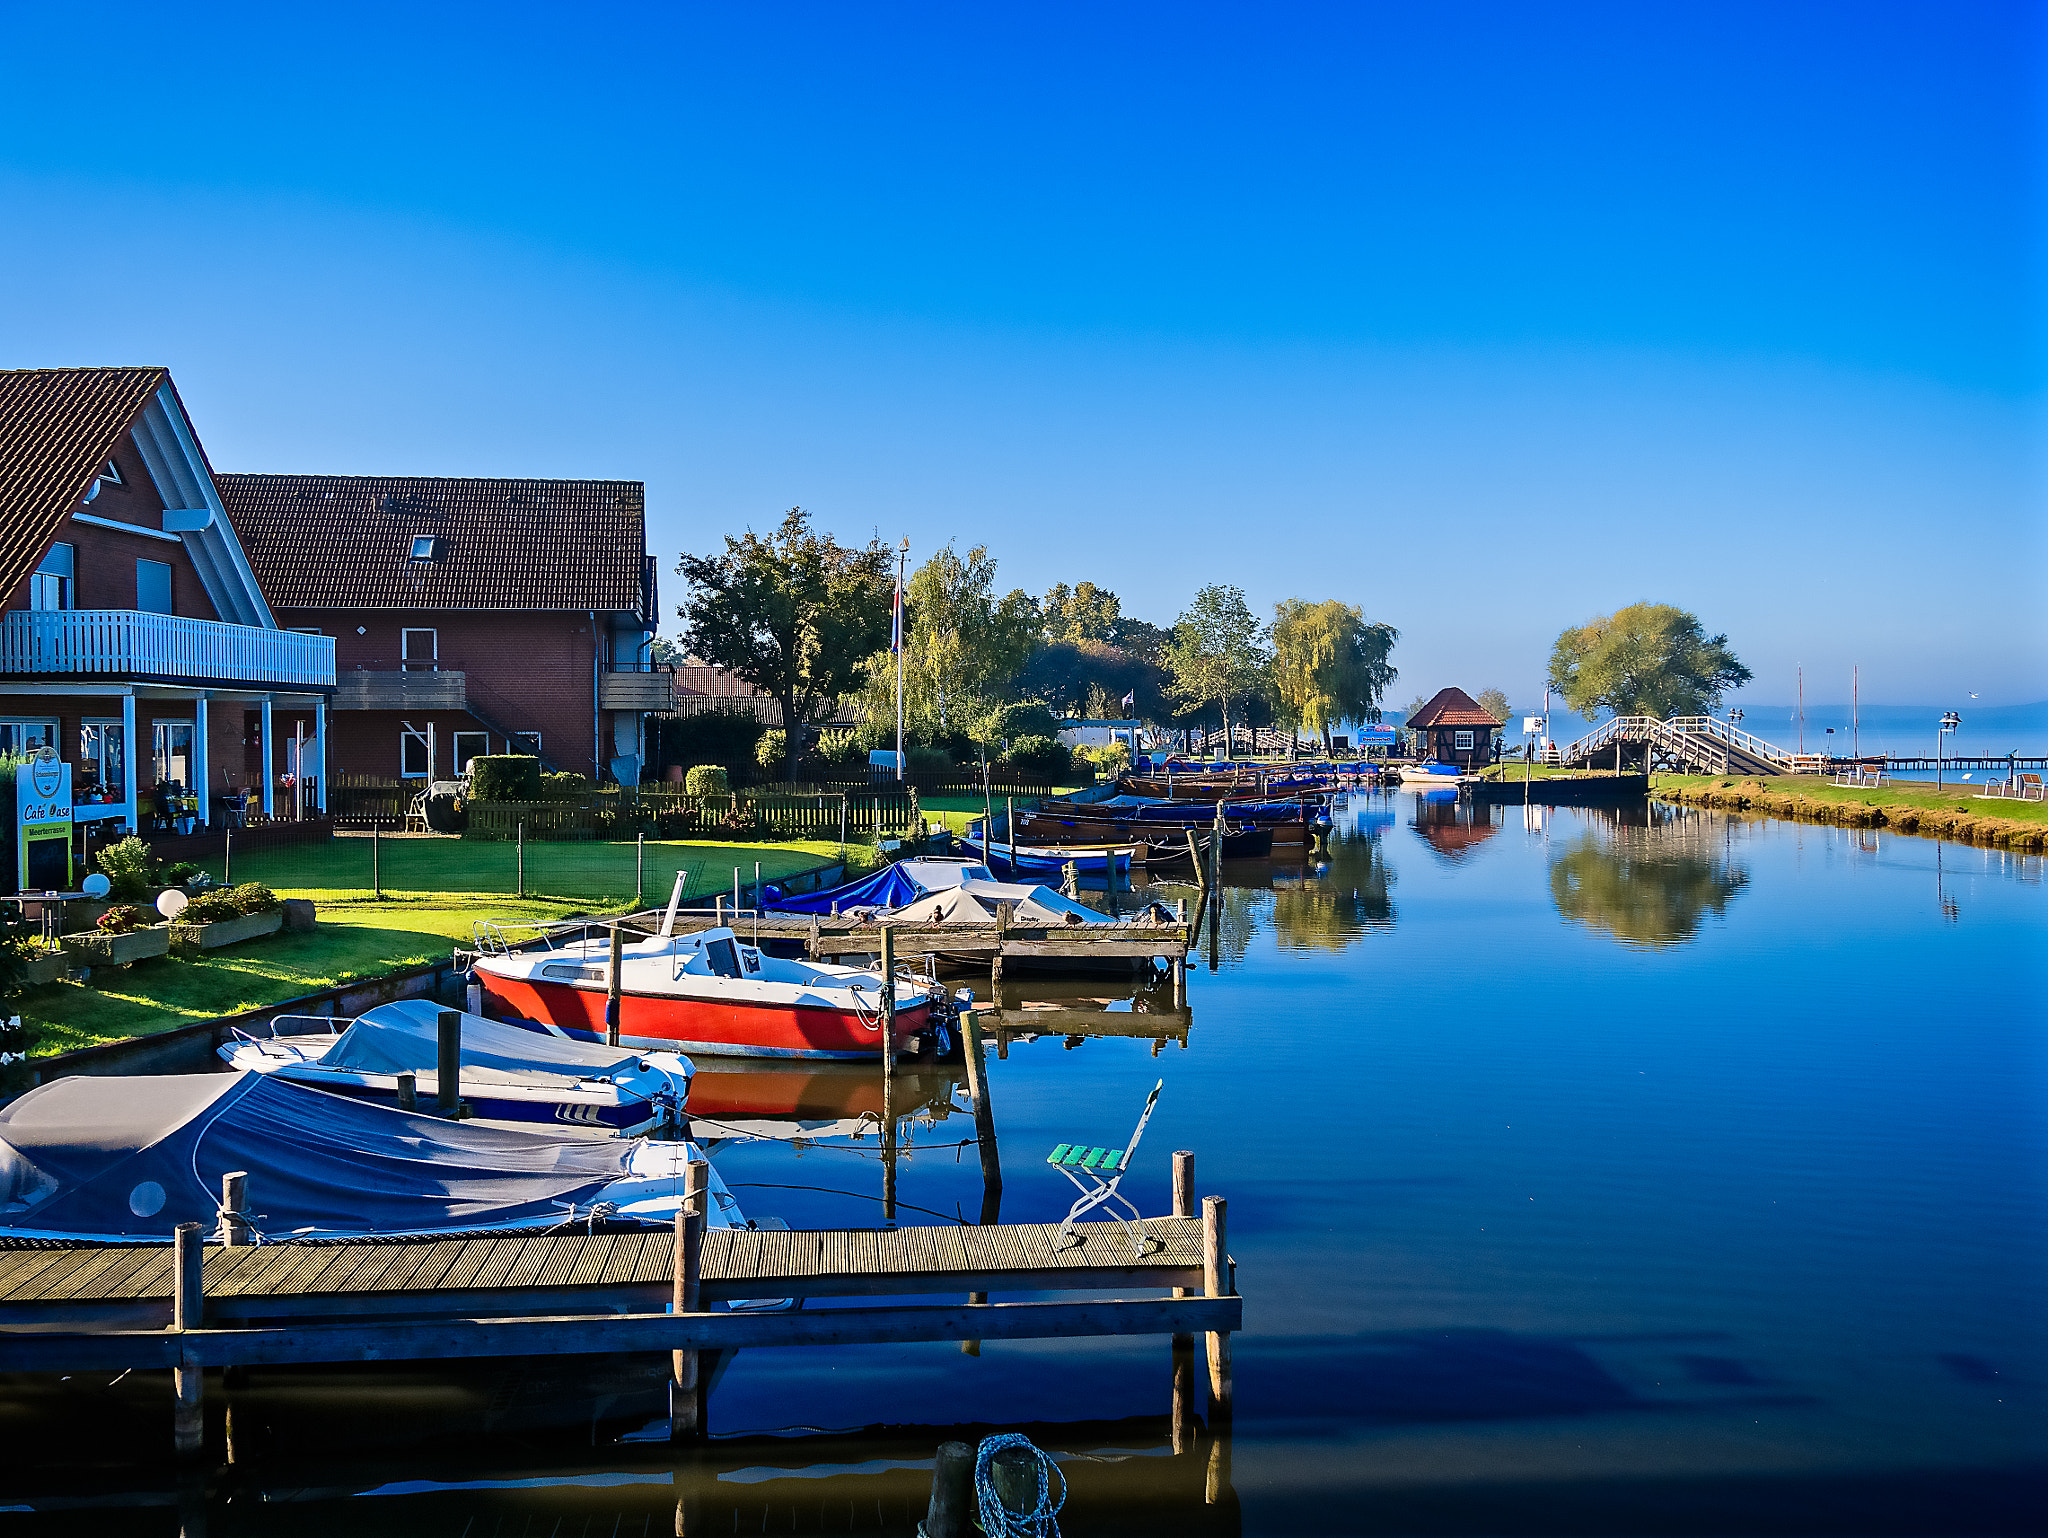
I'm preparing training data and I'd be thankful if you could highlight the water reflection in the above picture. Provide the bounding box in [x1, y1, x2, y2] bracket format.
[1548, 806, 1751, 948]
[1409, 794, 1501, 863]
[1270, 823, 1395, 952]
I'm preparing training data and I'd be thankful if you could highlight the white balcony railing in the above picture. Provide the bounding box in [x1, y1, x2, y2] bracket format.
[0, 609, 336, 689]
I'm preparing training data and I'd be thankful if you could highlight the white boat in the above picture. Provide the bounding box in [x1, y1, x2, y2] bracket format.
[220, 999, 693, 1137]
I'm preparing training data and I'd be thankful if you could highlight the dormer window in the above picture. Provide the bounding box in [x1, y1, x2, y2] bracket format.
[409, 535, 439, 562]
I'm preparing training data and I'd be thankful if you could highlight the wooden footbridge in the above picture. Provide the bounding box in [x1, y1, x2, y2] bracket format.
[1556, 715, 1792, 776]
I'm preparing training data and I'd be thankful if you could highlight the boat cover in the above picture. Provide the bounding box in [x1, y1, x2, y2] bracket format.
[0, 1071, 635, 1240]
[891, 877, 1110, 927]
[763, 862, 925, 915]
[321, 1000, 674, 1083]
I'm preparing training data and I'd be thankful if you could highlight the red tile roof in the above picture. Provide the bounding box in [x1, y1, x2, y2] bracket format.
[0, 366, 166, 600]
[1406, 687, 1504, 730]
[217, 473, 649, 615]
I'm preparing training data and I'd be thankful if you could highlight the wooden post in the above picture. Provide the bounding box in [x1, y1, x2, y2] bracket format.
[924, 1441, 976, 1538]
[1203, 1195, 1232, 1422]
[988, 1447, 1039, 1523]
[606, 922, 625, 1047]
[395, 1072, 417, 1112]
[436, 1008, 460, 1116]
[218, 1171, 250, 1247]
[1005, 794, 1015, 876]
[636, 832, 646, 909]
[1186, 829, 1204, 889]
[1172, 1331, 1197, 1455]
[371, 823, 381, 899]
[670, 1161, 707, 1441]
[515, 820, 525, 897]
[962, 1007, 1002, 1201]
[1173, 1150, 1195, 1220]
[172, 1221, 204, 1459]
[879, 926, 897, 1077]
[991, 902, 1006, 992]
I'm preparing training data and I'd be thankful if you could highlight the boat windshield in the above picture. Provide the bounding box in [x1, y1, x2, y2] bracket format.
[705, 938, 744, 979]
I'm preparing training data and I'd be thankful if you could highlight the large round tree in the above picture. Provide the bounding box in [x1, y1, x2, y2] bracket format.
[1546, 602, 1752, 720]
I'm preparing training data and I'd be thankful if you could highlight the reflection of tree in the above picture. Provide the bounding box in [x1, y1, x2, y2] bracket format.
[1548, 818, 1748, 948]
[1270, 827, 1395, 951]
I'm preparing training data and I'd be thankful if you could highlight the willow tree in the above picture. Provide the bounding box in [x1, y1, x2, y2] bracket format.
[1547, 602, 1751, 720]
[1270, 599, 1400, 752]
[855, 541, 1037, 746]
[1162, 584, 1269, 758]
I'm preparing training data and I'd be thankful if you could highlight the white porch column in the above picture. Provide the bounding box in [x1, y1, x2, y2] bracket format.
[260, 697, 274, 818]
[121, 692, 138, 836]
[315, 697, 328, 814]
[194, 692, 210, 827]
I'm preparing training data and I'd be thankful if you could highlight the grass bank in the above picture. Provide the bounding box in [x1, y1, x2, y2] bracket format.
[1651, 775, 2048, 850]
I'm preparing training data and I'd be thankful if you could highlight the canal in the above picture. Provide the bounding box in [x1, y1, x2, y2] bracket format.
[3, 791, 2042, 1533]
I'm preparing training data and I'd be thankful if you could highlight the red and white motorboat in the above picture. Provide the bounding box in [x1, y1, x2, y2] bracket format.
[472, 907, 953, 1061]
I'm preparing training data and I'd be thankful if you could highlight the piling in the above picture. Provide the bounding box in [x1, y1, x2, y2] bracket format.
[635, 832, 645, 908]
[464, 981, 483, 1015]
[924, 1441, 977, 1538]
[436, 1008, 461, 1117]
[1203, 1195, 1232, 1422]
[670, 1162, 707, 1441]
[515, 820, 525, 898]
[172, 1221, 204, 1459]
[1170, 1149, 1196, 1449]
[988, 1445, 1041, 1524]
[961, 1006, 1002, 1205]
[218, 1171, 251, 1247]
[395, 1072, 416, 1112]
[606, 922, 625, 1047]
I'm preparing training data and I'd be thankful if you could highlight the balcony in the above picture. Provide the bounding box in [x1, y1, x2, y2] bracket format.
[333, 670, 467, 711]
[0, 609, 335, 690]
[598, 669, 674, 711]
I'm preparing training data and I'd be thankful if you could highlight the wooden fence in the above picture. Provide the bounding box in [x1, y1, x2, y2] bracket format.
[464, 791, 925, 842]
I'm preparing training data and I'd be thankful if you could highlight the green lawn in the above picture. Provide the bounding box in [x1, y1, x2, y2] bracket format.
[20, 837, 861, 1059]
[1651, 774, 2048, 826]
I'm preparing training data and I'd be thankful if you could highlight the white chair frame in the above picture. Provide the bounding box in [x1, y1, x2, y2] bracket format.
[1049, 1079, 1164, 1256]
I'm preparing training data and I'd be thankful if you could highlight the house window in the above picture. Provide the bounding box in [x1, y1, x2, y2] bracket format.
[153, 720, 195, 786]
[81, 720, 125, 797]
[1454, 730, 1475, 751]
[402, 629, 438, 671]
[451, 731, 489, 774]
[30, 544, 73, 611]
[0, 720, 59, 756]
[137, 559, 174, 615]
[409, 535, 438, 561]
[512, 731, 541, 756]
[400, 723, 435, 779]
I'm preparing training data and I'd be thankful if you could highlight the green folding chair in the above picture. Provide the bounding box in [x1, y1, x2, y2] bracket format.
[1045, 1079, 1164, 1254]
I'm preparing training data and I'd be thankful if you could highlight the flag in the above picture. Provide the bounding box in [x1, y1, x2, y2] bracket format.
[1122, 691, 1135, 709]
[890, 582, 903, 654]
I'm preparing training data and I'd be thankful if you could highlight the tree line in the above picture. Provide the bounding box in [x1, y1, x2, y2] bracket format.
[672, 509, 1402, 782]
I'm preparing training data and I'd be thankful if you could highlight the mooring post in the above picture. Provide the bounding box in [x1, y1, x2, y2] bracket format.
[961, 1006, 1002, 1203]
[990, 902, 1006, 993]
[371, 823, 381, 900]
[670, 1164, 706, 1442]
[1203, 1194, 1233, 1422]
[218, 1171, 250, 1247]
[635, 831, 646, 909]
[924, 1440, 976, 1538]
[436, 1008, 461, 1117]
[465, 980, 483, 1015]
[172, 1221, 204, 1459]
[515, 819, 525, 898]
[396, 1072, 417, 1112]
[988, 1446, 1039, 1525]
[880, 926, 898, 1225]
[606, 922, 625, 1048]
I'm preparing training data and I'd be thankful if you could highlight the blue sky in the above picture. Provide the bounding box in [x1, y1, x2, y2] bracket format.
[2, 2, 2040, 709]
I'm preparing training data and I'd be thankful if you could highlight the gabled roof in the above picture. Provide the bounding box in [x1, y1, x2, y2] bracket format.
[217, 474, 649, 614]
[0, 366, 166, 599]
[1407, 687, 1503, 730]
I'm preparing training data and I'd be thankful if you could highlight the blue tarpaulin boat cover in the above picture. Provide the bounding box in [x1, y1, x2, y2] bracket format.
[764, 862, 925, 915]
[0, 1071, 636, 1240]
[324, 1000, 668, 1081]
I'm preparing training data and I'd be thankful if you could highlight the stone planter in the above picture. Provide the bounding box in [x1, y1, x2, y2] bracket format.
[21, 952, 67, 987]
[62, 925, 172, 968]
[172, 910, 285, 951]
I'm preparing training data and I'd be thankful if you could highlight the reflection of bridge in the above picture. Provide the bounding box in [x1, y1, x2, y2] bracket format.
[1557, 716, 1793, 776]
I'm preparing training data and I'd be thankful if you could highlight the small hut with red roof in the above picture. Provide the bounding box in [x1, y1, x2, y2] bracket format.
[1404, 687, 1504, 770]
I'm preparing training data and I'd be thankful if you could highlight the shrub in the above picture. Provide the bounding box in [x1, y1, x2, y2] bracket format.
[94, 836, 155, 901]
[469, 756, 543, 802]
[179, 890, 243, 924]
[684, 764, 729, 797]
[755, 730, 787, 775]
[226, 882, 279, 915]
[97, 904, 150, 935]
[541, 771, 592, 796]
[1001, 736, 1071, 781]
[163, 860, 205, 887]
[1076, 740, 1132, 778]
[815, 730, 861, 766]
[656, 705, 767, 785]
[906, 745, 953, 779]
[996, 701, 1060, 742]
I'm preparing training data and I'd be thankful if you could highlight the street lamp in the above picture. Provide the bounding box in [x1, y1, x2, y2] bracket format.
[1936, 711, 1960, 789]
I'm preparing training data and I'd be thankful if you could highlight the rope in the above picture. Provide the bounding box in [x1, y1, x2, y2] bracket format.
[975, 1433, 1065, 1538]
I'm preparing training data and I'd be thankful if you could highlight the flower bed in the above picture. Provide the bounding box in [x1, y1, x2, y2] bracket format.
[21, 950, 67, 987]
[61, 925, 171, 967]
[171, 910, 285, 951]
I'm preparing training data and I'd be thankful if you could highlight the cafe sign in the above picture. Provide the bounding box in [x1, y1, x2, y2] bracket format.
[14, 754, 73, 893]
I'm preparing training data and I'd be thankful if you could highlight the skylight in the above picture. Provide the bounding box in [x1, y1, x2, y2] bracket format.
[409, 535, 438, 561]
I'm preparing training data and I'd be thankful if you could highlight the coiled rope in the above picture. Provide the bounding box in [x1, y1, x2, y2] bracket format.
[975, 1433, 1065, 1538]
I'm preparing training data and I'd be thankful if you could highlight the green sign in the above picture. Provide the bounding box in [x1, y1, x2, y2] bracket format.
[16, 756, 73, 893]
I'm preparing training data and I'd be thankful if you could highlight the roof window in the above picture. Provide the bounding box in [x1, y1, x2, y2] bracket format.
[409, 535, 439, 562]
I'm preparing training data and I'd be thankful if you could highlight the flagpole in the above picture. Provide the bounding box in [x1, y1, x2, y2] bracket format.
[894, 538, 908, 783]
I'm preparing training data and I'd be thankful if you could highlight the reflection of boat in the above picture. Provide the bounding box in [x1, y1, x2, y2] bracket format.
[957, 834, 1134, 877]
[474, 918, 942, 1062]
[220, 1000, 693, 1137]
[687, 1062, 963, 1139]
[0, 1071, 741, 1241]
[1015, 810, 1273, 858]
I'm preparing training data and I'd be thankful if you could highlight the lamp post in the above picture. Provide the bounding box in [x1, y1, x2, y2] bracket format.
[893, 538, 909, 783]
[1936, 711, 1960, 790]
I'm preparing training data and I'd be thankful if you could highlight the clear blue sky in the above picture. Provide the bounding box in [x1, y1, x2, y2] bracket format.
[2, 2, 2040, 709]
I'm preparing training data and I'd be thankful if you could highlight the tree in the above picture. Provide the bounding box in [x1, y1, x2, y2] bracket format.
[1547, 602, 1752, 720]
[676, 508, 893, 782]
[1269, 599, 1400, 752]
[1041, 581, 1122, 645]
[1162, 585, 1269, 758]
[648, 635, 685, 669]
[853, 542, 1037, 748]
[1475, 688, 1510, 725]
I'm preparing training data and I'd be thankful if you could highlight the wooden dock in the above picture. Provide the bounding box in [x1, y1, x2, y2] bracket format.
[662, 911, 1189, 964]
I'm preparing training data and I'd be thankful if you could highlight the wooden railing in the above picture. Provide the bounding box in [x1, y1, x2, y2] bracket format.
[0, 608, 335, 688]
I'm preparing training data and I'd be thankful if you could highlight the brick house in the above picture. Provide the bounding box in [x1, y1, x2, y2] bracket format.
[0, 367, 337, 883]
[217, 475, 665, 784]
[1405, 687, 1503, 770]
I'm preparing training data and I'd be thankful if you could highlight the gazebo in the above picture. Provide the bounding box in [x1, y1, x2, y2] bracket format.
[1405, 687, 1503, 770]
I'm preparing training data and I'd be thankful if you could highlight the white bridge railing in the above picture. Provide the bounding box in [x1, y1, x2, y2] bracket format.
[0, 608, 336, 689]
[1560, 714, 1793, 770]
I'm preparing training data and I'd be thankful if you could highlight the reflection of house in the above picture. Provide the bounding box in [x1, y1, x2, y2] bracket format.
[218, 476, 660, 782]
[0, 367, 337, 863]
[1405, 688, 1502, 769]
[1410, 796, 1500, 861]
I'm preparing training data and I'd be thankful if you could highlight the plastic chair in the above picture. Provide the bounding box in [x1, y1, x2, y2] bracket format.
[1045, 1079, 1164, 1255]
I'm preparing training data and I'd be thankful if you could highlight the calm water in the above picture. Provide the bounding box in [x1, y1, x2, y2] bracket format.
[5, 793, 2043, 1534]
